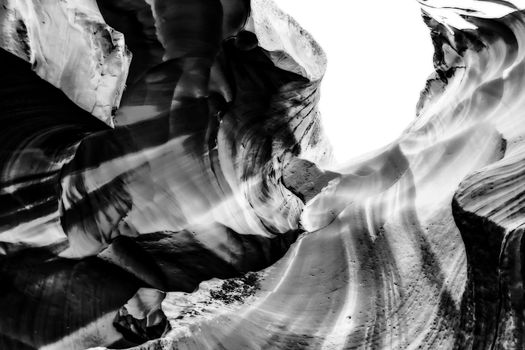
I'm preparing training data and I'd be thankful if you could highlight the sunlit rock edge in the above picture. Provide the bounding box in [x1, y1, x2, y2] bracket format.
[1, 0, 525, 349]
[144, 2, 525, 350]
[0, 0, 130, 126]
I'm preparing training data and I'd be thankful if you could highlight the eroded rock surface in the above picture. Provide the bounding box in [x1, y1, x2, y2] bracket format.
[0, 0, 130, 125]
[1, 0, 525, 349]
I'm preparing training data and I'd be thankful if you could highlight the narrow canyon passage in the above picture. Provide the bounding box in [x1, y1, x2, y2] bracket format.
[0, 0, 524, 349]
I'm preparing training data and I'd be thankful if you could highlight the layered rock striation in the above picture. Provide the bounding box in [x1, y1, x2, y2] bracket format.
[1, 0, 525, 349]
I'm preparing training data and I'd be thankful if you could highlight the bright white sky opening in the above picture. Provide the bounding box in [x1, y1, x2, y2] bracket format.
[275, 0, 434, 164]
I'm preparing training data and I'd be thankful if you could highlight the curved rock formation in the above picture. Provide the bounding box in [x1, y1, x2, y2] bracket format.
[1, 0, 525, 349]
[0, 0, 130, 125]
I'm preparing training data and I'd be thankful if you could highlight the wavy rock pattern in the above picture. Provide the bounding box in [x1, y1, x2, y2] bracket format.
[0, 0, 130, 125]
[1, 0, 525, 349]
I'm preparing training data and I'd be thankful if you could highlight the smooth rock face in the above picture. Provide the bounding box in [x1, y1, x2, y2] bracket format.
[0, 0, 524, 349]
[0, 0, 130, 125]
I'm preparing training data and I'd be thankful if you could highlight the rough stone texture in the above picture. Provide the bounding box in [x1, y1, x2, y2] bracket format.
[1, 0, 525, 349]
[0, 0, 130, 125]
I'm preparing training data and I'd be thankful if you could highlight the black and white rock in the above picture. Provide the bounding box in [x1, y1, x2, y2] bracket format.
[0, 0, 524, 349]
